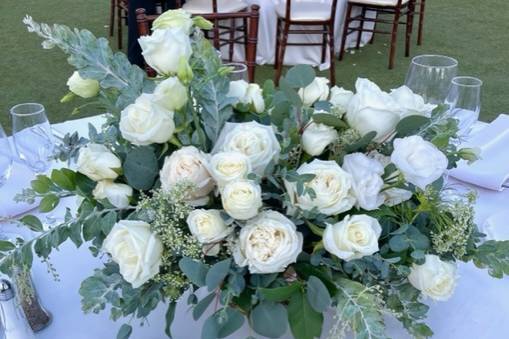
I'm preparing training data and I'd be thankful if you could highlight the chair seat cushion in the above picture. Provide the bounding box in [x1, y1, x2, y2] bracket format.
[182, 0, 248, 14]
[349, 0, 409, 7]
[275, 2, 332, 21]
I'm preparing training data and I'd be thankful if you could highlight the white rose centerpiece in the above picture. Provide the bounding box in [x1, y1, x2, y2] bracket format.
[151, 9, 193, 33]
[298, 77, 330, 106]
[227, 80, 265, 113]
[92, 180, 133, 209]
[152, 76, 188, 111]
[77, 144, 121, 181]
[390, 85, 437, 118]
[301, 121, 338, 156]
[329, 86, 353, 113]
[187, 209, 232, 244]
[221, 179, 262, 220]
[209, 152, 252, 190]
[408, 254, 457, 301]
[66, 71, 99, 98]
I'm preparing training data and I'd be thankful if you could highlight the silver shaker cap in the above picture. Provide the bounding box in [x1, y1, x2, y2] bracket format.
[0, 279, 14, 301]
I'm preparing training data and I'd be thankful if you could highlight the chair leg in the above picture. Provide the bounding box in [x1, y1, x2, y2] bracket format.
[321, 25, 327, 63]
[274, 18, 281, 69]
[405, 1, 415, 57]
[117, 2, 122, 49]
[356, 6, 366, 49]
[243, 17, 248, 62]
[388, 7, 401, 69]
[228, 19, 235, 62]
[109, 0, 115, 37]
[275, 22, 290, 86]
[417, 0, 426, 45]
[370, 11, 377, 44]
[339, 3, 353, 61]
[328, 22, 336, 86]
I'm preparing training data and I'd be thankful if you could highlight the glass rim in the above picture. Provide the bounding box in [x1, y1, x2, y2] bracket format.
[411, 54, 458, 68]
[451, 76, 483, 87]
[10, 103, 45, 117]
[224, 62, 248, 73]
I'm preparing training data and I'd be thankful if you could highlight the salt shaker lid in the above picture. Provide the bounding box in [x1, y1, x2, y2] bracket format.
[0, 279, 14, 301]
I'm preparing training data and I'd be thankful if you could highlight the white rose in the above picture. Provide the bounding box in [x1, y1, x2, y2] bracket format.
[92, 180, 133, 208]
[301, 121, 338, 156]
[209, 152, 251, 189]
[391, 136, 448, 189]
[160, 146, 214, 205]
[103, 220, 163, 288]
[342, 153, 384, 211]
[329, 86, 354, 113]
[346, 78, 401, 142]
[323, 214, 381, 261]
[408, 254, 457, 301]
[152, 9, 193, 34]
[139, 27, 192, 75]
[221, 179, 262, 220]
[152, 77, 188, 111]
[66, 71, 100, 98]
[228, 80, 265, 113]
[213, 121, 280, 176]
[367, 150, 391, 167]
[390, 86, 437, 118]
[285, 159, 356, 216]
[298, 77, 330, 106]
[227, 80, 249, 101]
[77, 144, 121, 181]
[119, 93, 175, 146]
[187, 209, 232, 244]
[383, 188, 412, 206]
[233, 211, 303, 274]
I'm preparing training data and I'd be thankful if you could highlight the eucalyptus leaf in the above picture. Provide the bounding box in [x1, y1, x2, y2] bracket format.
[285, 65, 315, 88]
[19, 215, 44, 232]
[179, 257, 209, 287]
[287, 291, 323, 339]
[116, 324, 132, 339]
[259, 282, 302, 302]
[206, 258, 231, 291]
[250, 301, 288, 338]
[39, 194, 60, 212]
[193, 292, 216, 320]
[123, 147, 158, 191]
[306, 276, 331, 313]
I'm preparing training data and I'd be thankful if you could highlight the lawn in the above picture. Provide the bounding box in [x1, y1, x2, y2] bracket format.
[1, 0, 508, 133]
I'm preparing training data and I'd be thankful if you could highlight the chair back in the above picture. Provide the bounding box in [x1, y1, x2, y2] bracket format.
[283, 0, 339, 22]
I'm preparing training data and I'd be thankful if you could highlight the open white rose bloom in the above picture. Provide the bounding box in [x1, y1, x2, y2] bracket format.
[10, 11, 509, 339]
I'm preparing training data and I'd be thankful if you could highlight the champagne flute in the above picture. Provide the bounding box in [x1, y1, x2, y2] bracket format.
[0, 123, 13, 187]
[404, 55, 458, 104]
[10, 103, 55, 173]
[224, 62, 248, 82]
[445, 76, 482, 136]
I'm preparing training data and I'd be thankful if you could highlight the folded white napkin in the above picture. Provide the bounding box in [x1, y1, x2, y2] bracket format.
[449, 114, 509, 191]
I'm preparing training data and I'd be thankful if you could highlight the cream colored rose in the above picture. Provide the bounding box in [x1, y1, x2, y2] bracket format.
[383, 188, 412, 206]
[103, 220, 163, 288]
[209, 152, 251, 189]
[92, 180, 133, 208]
[139, 27, 192, 75]
[213, 121, 280, 176]
[390, 86, 436, 118]
[346, 78, 401, 142]
[160, 146, 214, 206]
[152, 9, 193, 34]
[221, 179, 262, 220]
[285, 159, 356, 216]
[408, 254, 457, 301]
[77, 144, 121, 181]
[227, 80, 265, 113]
[119, 93, 175, 146]
[323, 214, 381, 261]
[187, 209, 232, 244]
[329, 86, 353, 113]
[391, 136, 448, 189]
[66, 71, 99, 98]
[233, 211, 303, 274]
[342, 153, 384, 211]
[298, 77, 330, 106]
[301, 121, 338, 156]
[152, 76, 188, 111]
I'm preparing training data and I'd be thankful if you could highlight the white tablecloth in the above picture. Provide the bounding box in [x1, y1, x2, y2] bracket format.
[223, 0, 374, 68]
[1, 115, 508, 339]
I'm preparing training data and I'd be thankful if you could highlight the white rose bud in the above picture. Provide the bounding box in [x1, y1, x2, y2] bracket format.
[139, 27, 192, 75]
[228, 80, 265, 113]
[187, 209, 232, 244]
[298, 77, 330, 106]
[301, 122, 338, 156]
[103, 220, 163, 288]
[221, 179, 262, 220]
[213, 121, 280, 176]
[92, 180, 133, 208]
[160, 146, 214, 206]
[346, 78, 401, 142]
[227, 80, 249, 101]
[66, 71, 100, 98]
[342, 153, 384, 211]
[77, 144, 121, 181]
[323, 214, 382, 261]
[209, 152, 251, 190]
[390, 86, 436, 118]
[119, 93, 175, 146]
[383, 188, 412, 206]
[391, 136, 448, 190]
[152, 9, 193, 34]
[329, 86, 354, 113]
[233, 211, 303, 274]
[285, 159, 356, 216]
[152, 77, 188, 111]
[408, 254, 457, 301]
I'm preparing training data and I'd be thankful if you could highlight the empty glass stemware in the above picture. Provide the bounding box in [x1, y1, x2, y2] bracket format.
[224, 62, 248, 82]
[445, 76, 482, 136]
[0, 123, 13, 187]
[404, 55, 458, 104]
[10, 103, 54, 173]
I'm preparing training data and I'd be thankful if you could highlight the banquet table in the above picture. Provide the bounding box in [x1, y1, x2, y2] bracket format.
[0, 115, 508, 339]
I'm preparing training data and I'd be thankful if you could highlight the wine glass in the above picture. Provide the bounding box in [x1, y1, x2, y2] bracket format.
[404, 55, 458, 104]
[224, 62, 248, 81]
[10, 103, 55, 173]
[445, 76, 482, 136]
[0, 123, 13, 187]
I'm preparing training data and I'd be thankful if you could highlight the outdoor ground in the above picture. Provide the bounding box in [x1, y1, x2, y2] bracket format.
[2, 0, 508, 133]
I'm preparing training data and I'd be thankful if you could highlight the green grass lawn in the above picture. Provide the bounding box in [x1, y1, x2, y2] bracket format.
[1, 0, 508, 133]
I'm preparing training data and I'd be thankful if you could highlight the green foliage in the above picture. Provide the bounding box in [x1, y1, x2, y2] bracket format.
[202, 307, 245, 339]
[193, 292, 216, 320]
[284, 65, 315, 88]
[250, 301, 288, 338]
[123, 146, 158, 190]
[205, 259, 231, 291]
[472, 240, 509, 278]
[179, 257, 209, 287]
[259, 282, 302, 302]
[306, 276, 331, 313]
[165, 302, 177, 338]
[288, 290, 323, 339]
[117, 324, 132, 339]
[395, 115, 430, 137]
[312, 112, 348, 129]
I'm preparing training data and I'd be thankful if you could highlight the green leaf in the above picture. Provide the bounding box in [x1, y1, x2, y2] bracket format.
[117, 324, 132, 339]
[206, 258, 231, 291]
[51, 168, 76, 191]
[287, 291, 323, 339]
[259, 282, 302, 302]
[472, 240, 509, 278]
[75, 173, 96, 196]
[19, 215, 44, 232]
[193, 292, 216, 320]
[39, 194, 60, 212]
[217, 308, 245, 338]
[294, 263, 337, 295]
[79, 269, 123, 313]
[285, 65, 315, 88]
[250, 301, 288, 338]
[345, 131, 377, 153]
[312, 113, 347, 129]
[389, 235, 410, 252]
[31, 175, 52, 193]
[123, 147, 158, 190]
[179, 257, 209, 287]
[0, 240, 15, 252]
[306, 276, 331, 313]
[165, 302, 177, 338]
[101, 211, 118, 235]
[396, 115, 430, 137]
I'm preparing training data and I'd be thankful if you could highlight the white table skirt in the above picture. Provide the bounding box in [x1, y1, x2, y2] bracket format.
[1, 115, 508, 339]
[221, 0, 375, 68]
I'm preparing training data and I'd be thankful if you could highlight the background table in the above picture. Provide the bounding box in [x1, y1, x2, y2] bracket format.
[0, 115, 508, 339]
